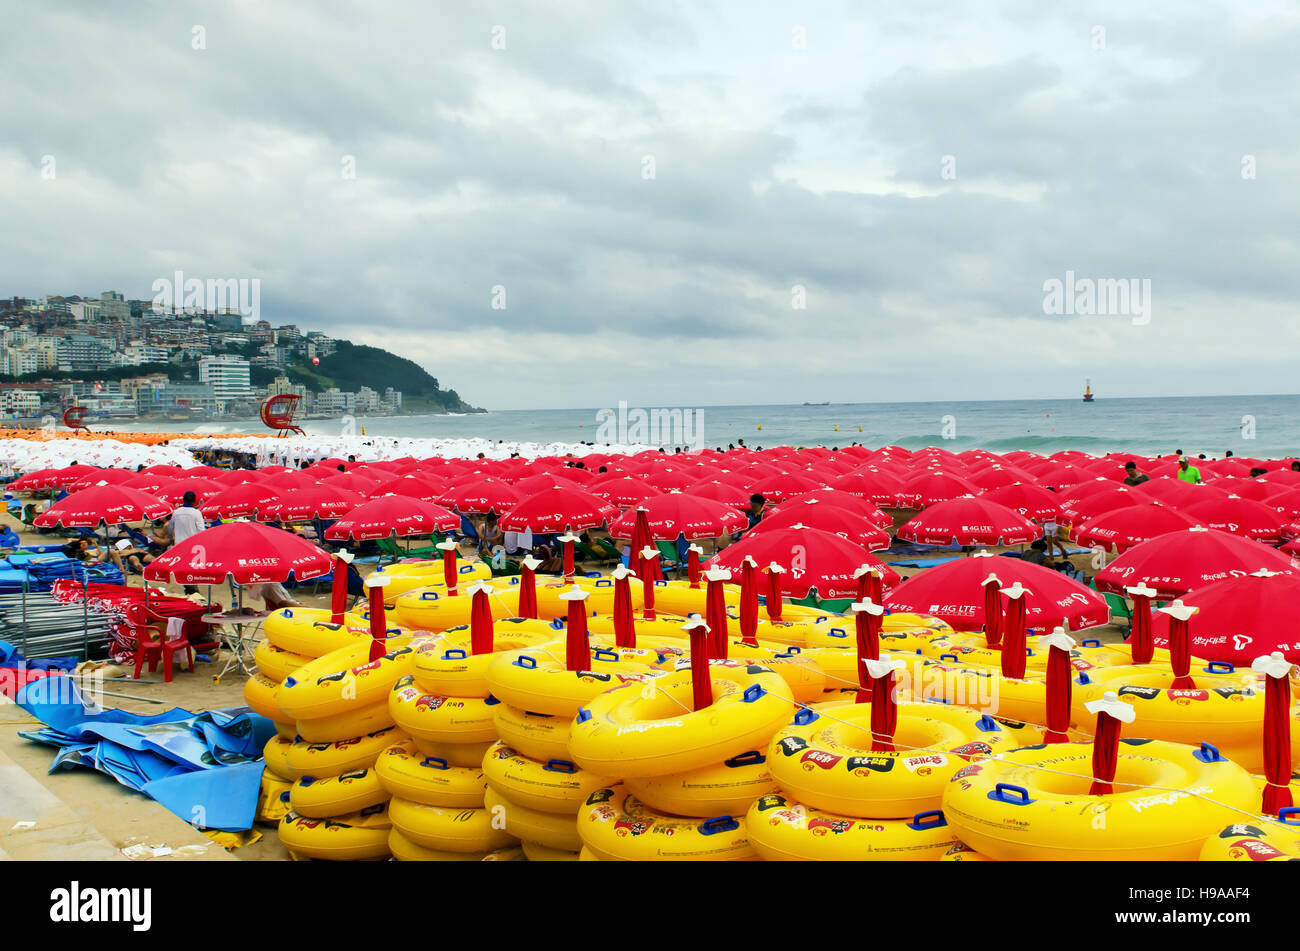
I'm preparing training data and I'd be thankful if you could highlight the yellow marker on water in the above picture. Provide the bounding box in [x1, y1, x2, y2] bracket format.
[833, 425, 839, 431]
[858, 425, 863, 432]
[757, 424, 762, 430]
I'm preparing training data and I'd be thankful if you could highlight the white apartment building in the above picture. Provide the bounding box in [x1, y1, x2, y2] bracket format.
[198, 354, 251, 411]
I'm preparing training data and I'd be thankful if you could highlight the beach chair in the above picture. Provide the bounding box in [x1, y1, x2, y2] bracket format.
[572, 538, 615, 563]
[595, 537, 624, 561]
[1101, 593, 1132, 634]
[655, 540, 682, 573]
[377, 535, 445, 560]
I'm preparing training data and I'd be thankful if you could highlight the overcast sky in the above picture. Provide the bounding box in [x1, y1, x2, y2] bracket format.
[3, 1, 1299, 410]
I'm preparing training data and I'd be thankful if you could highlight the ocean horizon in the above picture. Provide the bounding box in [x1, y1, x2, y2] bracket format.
[93, 393, 1300, 459]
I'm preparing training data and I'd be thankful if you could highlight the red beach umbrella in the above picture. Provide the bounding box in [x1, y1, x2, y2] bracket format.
[261, 485, 365, 522]
[883, 551, 1109, 632]
[608, 492, 748, 541]
[154, 478, 225, 506]
[896, 496, 1040, 547]
[34, 486, 172, 529]
[1149, 569, 1300, 665]
[708, 526, 899, 600]
[778, 490, 894, 527]
[1181, 495, 1289, 543]
[144, 521, 331, 585]
[977, 482, 1062, 522]
[67, 469, 135, 492]
[324, 495, 460, 542]
[497, 485, 618, 533]
[894, 470, 979, 509]
[1073, 503, 1203, 554]
[438, 476, 522, 514]
[588, 475, 663, 509]
[748, 504, 890, 550]
[1058, 483, 1153, 524]
[686, 479, 752, 509]
[200, 482, 282, 520]
[1093, 526, 1296, 598]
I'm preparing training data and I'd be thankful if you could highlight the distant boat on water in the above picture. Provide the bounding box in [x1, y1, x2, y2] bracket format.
[803, 401, 830, 407]
[1083, 380, 1095, 402]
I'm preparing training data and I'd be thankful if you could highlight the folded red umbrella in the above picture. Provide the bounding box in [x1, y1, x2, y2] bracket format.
[35, 486, 172, 529]
[897, 496, 1040, 547]
[324, 495, 460, 541]
[883, 551, 1109, 632]
[497, 485, 618, 533]
[1149, 569, 1300, 664]
[608, 492, 747, 540]
[1094, 526, 1296, 598]
[1073, 502, 1203, 553]
[144, 521, 331, 585]
[707, 526, 899, 600]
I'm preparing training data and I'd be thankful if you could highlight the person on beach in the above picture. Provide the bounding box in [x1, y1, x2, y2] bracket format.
[1292, 461, 1300, 473]
[1176, 455, 1202, 484]
[1122, 461, 1150, 486]
[746, 493, 767, 530]
[167, 491, 206, 593]
[243, 581, 301, 611]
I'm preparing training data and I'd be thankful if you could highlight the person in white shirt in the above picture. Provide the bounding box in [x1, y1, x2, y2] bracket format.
[167, 491, 207, 593]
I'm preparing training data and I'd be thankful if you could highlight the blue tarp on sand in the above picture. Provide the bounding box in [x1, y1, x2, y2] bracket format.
[15, 676, 274, 831]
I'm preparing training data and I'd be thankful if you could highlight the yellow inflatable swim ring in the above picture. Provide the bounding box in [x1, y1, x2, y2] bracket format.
[520, 840, 580, 861]
[411, 737, 495, 768]
[481, 742, 614, 814]
[388, 796, 518, 853]
[568, 660, 791, 778]
[277, 804, 392, 861]
[374, 739, 486, 808]
[295, 701, 396, 744]
[243, 674, 296, 737]
[492, 705, 572, 762]
[285, 727, 403, 780]
[254, 639, 314, 683]
[262, 735, 296, 782]
[368, 559, 493, 604]
[484, 644, 660, 717]
[768, 701, 1042, 817]
[389, 675, 500, 743]
[1073, 665, 1300, 775]
[388, 827, 522, 862]
[624, 749, 777, 818]
[276, 638, 418, 721]
[577, 786, 756, 861]
[747, 794, 957, 861]
[263, 608, 381, 657]
[289, 767, 389, 818]
[942, 738, 1260, 861]
[939, 841, 994, 861]
[392, 582, 521, 632]
[1199, 809, 1300, 861]
[411, 617, 558, 697]
[483, 787, 583, 852]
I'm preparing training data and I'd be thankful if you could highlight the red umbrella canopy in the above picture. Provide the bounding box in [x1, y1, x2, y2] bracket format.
[895, 470, 979, 508]
[707, 526, 899, 599]
[750, 471, 824, 503]
[966, 465, 1040, 490]
[828, 467, 907, 506]
[368, 474, 448, 503]
[34, 486, 172, 529]
[588, 475, 663, 509]
[686, 479, 752, 509]
[437, 476, 522, 515]
[122, 472, 179, 494]
[639, 466, 700, 493]
[259, 485, 365, 522]
[154, 478, 226, 506]
[512, 473, 590, 496]
[884, 552, 1110, 632]
[1057, 483, 1152, 523]
[211, 468, 259, 486]
[1180, 495, 1289, 543]
[67, 469, 136, 492]
[747, 504, 891, 550]
[320, 471, 382, 494]
[977, 482, 1061, 522]
[1136, 477, 1228, 509]
[324, 495, 460, 541]
[777, 490, 894, 527]
[1149, 570, 1300, 664]
[40, 464, 102, 488]
[1094, 527, 1297, 598]
[608, 492, 748, 540]
[9, 468, 63, 491]
[1259, 469, 1300, 489]
[144, 521, 331, 585]
[497, 485, 618, 533]
[200, 482, 282, 520]
[1073, 503, 1203, 554]
[896, 496, 1041, 547]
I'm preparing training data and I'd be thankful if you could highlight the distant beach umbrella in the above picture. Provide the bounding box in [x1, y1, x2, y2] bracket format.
[1073, 502, 1203, 554]
[749, 502, 891, 550]
[1057, 482, 1153, 523]
[897, 496, 1041, 547]
[977, 482, 1062, 522]
[587, 474, 663, 509]
[34, 485, 172, 529]
[708, 526, 899, 600]
[608, 492, 747, 540]
[1181, 495, 1289, 543]
[437, 476, 522, 514]
[260, 484, 365, 522]
[497, 485, 618, 533]
[144, 521, 331, 586]
[200, 482, 282, 520]
[894, 470, 979, 509]
[324, 495, 460, 542]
